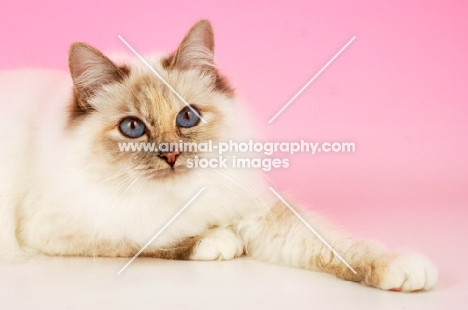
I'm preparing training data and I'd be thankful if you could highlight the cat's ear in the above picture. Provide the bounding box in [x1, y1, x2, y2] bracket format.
[68, 42, 128, 98]
[168, 19, 215, 70]
[164, 20, 234, 96]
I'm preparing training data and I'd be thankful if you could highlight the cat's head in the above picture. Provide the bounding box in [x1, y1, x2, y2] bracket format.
[66, 20, 250, 181]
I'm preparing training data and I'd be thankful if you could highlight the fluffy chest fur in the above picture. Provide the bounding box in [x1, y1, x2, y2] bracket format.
[0, 68, 269, 256]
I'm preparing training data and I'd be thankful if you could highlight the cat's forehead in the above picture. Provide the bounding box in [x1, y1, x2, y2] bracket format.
[125, 74, 177, 126]
[111, 58, 213, 125]
[123, 60, 212, 105]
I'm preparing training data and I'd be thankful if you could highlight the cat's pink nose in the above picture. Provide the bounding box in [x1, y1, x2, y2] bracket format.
[159, 150, 180, 167]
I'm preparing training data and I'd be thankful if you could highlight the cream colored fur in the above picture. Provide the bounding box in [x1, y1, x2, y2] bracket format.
[0, 20, 437, 292]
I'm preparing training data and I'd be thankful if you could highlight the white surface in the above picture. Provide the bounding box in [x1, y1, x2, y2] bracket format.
[2, 204, 467, 309]
[0, 255, 462, 310]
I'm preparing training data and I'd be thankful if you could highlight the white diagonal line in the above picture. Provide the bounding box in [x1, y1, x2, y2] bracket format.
[117, 187, 206, 275]
[118, 35, 207, 123]
[268, 36, 356, 124]
[268, 187, 357, 274]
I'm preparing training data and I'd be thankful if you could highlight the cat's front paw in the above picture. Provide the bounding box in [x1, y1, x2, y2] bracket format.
[373, 253, 438, 292]
[190, 226, 244, 261]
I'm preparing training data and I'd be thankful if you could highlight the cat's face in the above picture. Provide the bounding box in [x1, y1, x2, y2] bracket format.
[66, 20, 242, 181]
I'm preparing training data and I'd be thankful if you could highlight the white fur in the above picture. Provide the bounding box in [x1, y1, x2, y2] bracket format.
[190, 226, 244, 260]
[379, 254, 438, 291]
[0, 58, 437, 291]
[0, 65, 267, 259]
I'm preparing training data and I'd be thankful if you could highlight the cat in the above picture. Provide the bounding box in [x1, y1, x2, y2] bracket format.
[0, 19, 437, 292]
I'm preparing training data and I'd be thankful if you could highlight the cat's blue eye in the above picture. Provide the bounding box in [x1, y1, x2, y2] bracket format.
[119, 117, 146, 138]
[176, 106, 200, 128]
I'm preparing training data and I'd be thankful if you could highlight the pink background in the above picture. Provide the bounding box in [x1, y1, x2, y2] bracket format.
[1, 0, 467, 298]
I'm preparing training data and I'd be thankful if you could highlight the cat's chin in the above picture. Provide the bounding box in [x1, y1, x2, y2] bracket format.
[150, 166, 190, 180]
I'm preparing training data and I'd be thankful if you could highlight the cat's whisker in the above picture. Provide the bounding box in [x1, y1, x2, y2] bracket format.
[99, 165, 140, 183]
[92, 176, 141, 258]
[258, 170, 278, 188]
[71, 165, 139, 235]
[208, 154, 273, 210]
[88, 174, 138, 256]
[209, 169, 267, 214]
[131, 178, 148, 210]
[196, 169, 234, 219]
[54, 166, 128, 258]
[92, 174, 133, 232]
[87, 176, 131, 257]
[213, 167, 270, 211]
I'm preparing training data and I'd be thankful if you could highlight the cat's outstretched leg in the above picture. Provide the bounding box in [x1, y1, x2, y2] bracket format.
[189, 226, 244, 261]
[237, 202, 438, 292]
